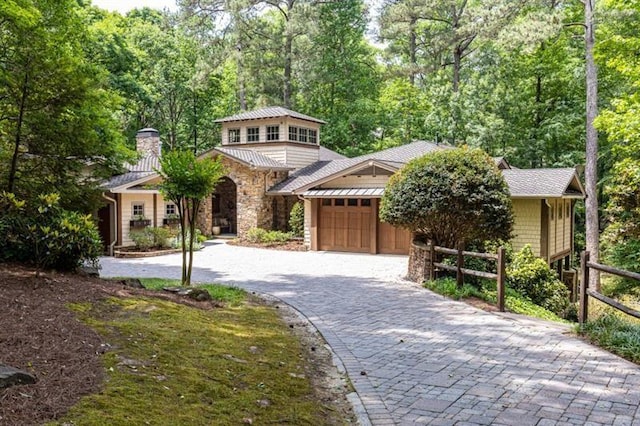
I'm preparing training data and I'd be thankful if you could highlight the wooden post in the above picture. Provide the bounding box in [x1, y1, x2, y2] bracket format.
[456, 242, 464, 288]
[579, 251, 590, 324]
[427, 240, 435, 281]
[497, 246, 506, 312]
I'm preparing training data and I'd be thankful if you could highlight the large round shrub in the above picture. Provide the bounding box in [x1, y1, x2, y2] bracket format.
[380, 147, 513, 248]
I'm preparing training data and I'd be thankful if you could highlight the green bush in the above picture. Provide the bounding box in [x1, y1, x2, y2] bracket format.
[380, 147, 513, 248]
[288, 202, 304, 237]
[0, 192, 102, 271]
[507, 245, 571, 318]
[245, 227, 291, 244]
[130, 226, 174, 250]
[172, 228, 205, 250]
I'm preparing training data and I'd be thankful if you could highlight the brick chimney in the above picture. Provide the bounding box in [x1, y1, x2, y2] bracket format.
[136, 128, 161, 156]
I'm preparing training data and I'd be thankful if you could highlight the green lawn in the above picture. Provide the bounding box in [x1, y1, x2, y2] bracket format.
[51, 279, 352, 425]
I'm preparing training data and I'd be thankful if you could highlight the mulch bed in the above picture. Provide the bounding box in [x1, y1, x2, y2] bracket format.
[0, 265, 220, 426]
[227, 239, 307, 251]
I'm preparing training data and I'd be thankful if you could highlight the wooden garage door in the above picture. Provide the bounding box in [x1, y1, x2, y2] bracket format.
[378, 221, 411, 255]
[319, 198, 372, 252]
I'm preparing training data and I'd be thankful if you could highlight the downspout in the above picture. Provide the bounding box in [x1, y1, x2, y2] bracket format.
[102, 193, 118, 256]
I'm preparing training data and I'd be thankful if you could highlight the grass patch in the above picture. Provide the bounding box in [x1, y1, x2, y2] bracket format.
[580, 311, 640, 364]
[424, 277, 567, 323]
[55, 295, 350, 425]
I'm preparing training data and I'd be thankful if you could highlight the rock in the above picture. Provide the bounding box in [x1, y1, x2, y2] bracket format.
[78, 265, 100, 277]
[0, 365, 37, 389]
[256, 399, 271, 407]
[187, 288, 211, 302]
[121, 278, 144, 289]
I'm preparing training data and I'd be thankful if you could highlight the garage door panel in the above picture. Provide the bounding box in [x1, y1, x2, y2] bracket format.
[378, 221, 411, 255]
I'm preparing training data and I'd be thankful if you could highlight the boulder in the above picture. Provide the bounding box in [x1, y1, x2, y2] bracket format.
[0, 365, 36, 389]
[121, 278, 144, 289]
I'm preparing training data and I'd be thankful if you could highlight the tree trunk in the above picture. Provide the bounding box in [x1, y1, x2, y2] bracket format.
[283, 31, 292, 108]
[7, 70, 29, 193]
[452, 46, 461, 93]
[585, 0, 600, 290]
[409, 16, 417, 86]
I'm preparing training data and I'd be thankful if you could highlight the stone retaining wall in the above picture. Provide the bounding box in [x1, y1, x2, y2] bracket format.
[407, 240, 429, 283]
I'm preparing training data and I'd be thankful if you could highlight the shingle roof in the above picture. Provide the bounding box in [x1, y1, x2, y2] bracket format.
[214, 106, 327, 124]
[269, 140, 447, 194]
[502, 168, 584, 198]
[214, 147, 293, 170]
[319, 146, 347, 161]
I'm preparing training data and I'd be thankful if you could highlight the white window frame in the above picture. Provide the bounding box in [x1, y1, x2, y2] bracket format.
[299, 127, 308, 143]
[308, 129, 317, 144]
[132, 203, 145, 218]
[266, 125, 280, 141]
[289, 126, 298, 141]
[228, 128, 241, 144]
[165, 203, 176, 216]
[247, 126, 260, 142]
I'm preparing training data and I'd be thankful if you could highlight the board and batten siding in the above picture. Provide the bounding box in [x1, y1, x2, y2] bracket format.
[511, 199, 542, 256]
[303, 198, 312, 247]
[319, 175, 390, 189]
[548, 198, 572, 261]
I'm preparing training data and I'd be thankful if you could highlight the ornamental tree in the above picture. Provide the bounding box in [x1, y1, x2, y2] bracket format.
[379, 147, 513, 249]
[158, 150, 225, 286]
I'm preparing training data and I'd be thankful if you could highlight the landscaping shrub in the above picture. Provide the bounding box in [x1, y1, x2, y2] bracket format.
[172, 228, 206, 250]
[130, 226, 174, 250]
[288, 202, 304, 237]
[0, 192, 102, 271]
[507, 245, 571, 318]
[245, 227, 291, 244]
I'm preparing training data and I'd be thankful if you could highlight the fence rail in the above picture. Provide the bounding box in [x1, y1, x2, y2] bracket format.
[424, 242, 505, 312]
[579, 251, 640, 323]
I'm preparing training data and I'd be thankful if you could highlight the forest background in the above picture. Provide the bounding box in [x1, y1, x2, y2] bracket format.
[1, 0, 640, 271]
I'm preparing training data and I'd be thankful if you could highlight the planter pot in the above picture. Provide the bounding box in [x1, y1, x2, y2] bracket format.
[212, 226, 221, 235]
[130, 219, 151, 228]
[163, 218, 181, 226]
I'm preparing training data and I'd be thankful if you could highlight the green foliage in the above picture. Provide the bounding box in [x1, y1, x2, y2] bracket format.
[424, 277, 567, 323]
[138, 278, 246, 306]
[245, 228, 292, 245]
[0, 192, 102, 271]
[288, 202, 304, 237]
[581, 312, 640, 364]
[507, 245, 571, 318]
[380, 147, 513, 248]
[129, 226, 174, 250]
[158, 150, 225, 286]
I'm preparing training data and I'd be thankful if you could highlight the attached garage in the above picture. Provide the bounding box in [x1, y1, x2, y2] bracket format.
[310, 193, 411, 255]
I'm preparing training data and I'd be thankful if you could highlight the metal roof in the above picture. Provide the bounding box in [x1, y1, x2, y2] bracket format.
[303, 188, 385, 198]
[502, 168, 585, 198]
[319, 146, 347, 161]
[214, 106, 327, 124]
[214, 147, 293, 170]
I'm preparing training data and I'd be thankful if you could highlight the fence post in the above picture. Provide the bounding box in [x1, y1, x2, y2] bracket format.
[579, 251, 590, 324]
[427, 240, 435, 281]
[456, 242, 464, 288]
[497, 246, 506, 312]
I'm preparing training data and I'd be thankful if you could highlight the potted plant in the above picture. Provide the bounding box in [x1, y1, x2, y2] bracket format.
[163, 213, 181, 226]
[130, 214, 151, 228]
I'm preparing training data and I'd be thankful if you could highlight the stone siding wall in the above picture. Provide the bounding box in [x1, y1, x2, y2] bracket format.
[407, 240, 429, 283]
[197, 157, 289, 237]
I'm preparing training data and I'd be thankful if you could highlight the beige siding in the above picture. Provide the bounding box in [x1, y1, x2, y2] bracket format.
[512, 199, 541, 256]
[221, 117, 321, 145]
[284, 145, 320, 169]
[246, 145, 287, 165]
[320, 175, 390, 189]
[549, 199, 557, 257]
[564, 200, 571, 250]
[120, 193, 156, 246]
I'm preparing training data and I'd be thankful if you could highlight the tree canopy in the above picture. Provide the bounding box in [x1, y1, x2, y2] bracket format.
[379, 147, 513, 248]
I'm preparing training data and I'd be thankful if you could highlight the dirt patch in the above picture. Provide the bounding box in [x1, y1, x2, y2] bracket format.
[228, 239, 307, 251]
[0, 264, 355, 425]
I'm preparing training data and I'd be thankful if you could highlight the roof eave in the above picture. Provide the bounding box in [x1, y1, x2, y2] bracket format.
[290, 160, 399, 194]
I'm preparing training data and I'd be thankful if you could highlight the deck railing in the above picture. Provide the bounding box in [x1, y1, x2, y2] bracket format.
[579, 251, 640, 324]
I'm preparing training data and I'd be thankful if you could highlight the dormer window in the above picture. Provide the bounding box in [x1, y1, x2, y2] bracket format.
[299, 128, 308, 143]
[228, 128, 241, 144]
[289, 126, 298, 141]
[247, 127, 260, 142]
[267, 125, 279, 141]
[309, 129, 317, 144]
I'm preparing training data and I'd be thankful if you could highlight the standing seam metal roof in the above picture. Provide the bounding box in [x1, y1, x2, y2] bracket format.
[214, 106, 327, 124]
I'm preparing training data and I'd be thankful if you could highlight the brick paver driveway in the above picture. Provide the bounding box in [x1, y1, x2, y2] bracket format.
[100, 241, 640, 425]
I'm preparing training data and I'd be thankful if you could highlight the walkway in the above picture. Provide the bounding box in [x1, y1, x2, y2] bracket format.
[100, 241, 640, 425]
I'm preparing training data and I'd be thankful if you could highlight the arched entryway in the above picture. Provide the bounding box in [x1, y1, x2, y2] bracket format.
[212, 177, 237, 234]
